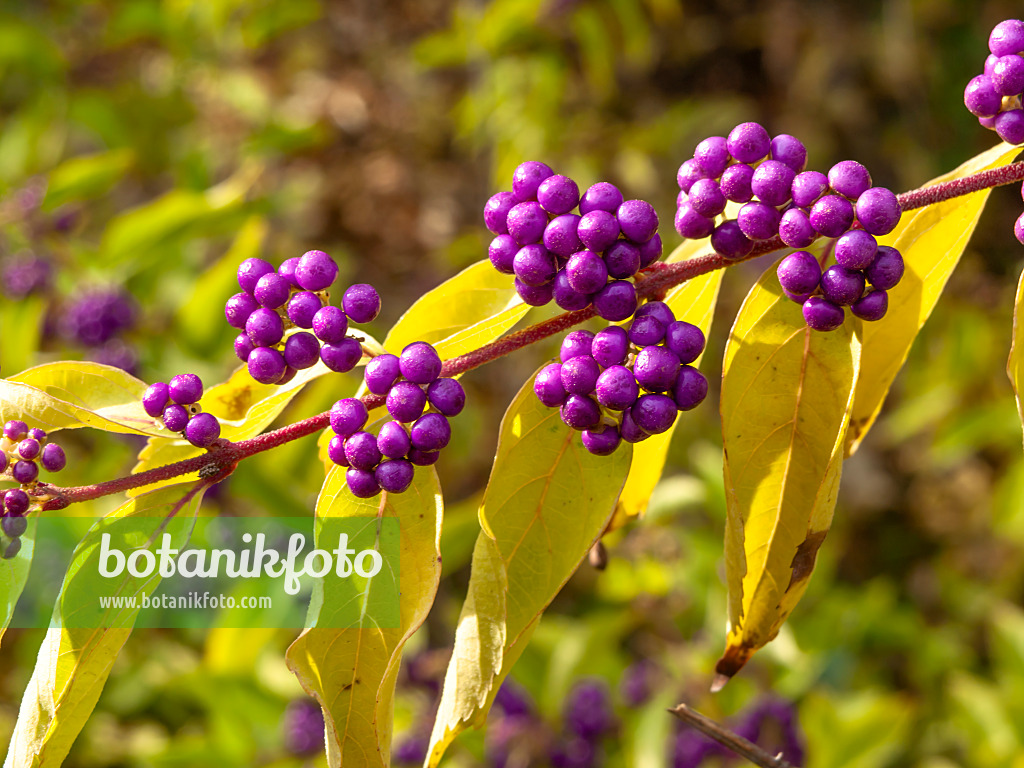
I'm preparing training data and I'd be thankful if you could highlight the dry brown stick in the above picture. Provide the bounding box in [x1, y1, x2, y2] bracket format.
[668, 703, 797, 768]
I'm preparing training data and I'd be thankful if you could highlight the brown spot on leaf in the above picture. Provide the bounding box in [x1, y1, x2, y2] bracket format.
[713, 643, 755, 686]
[786, 529, 828, 591]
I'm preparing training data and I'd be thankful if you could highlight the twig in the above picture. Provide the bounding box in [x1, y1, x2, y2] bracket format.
[668, 703, 796, 768]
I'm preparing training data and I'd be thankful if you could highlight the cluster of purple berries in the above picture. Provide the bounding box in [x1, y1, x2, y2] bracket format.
[58, 287, 139, 373]
[225, 250, 381, 385]
[485, 162, 662, 320]
[964, 19, 1024, 145]
[1, 251, 52, 299]
[326, 342, 464, 498]
[142, 374, 222, 448]
[1, 420, 67, 559]
[671, 698, 804, 768]
[534, 301, 708, 455]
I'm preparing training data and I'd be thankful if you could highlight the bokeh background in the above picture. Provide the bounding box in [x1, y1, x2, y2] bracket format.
[2, 1, 1024, 766]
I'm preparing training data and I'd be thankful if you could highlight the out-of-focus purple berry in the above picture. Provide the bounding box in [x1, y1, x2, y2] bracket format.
[802, 297, 845, 331]
[342, 284, 381, 324]
[512, 161, 555, 202]
[564, 679, 616, 740]
[2, 516, 27, 539]
[580, 182, 624, 215]
[60, 289, 137, 347]
[484, 191, 517, 234]
[620, 661, 656, 707]
[2, 253, 52, 298]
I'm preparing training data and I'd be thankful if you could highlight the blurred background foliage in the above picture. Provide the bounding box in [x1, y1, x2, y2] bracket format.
[1, 0, 1024, 766]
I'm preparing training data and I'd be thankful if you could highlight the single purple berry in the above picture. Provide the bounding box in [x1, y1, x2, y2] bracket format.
[560, 355, 601, 396]
[827, 160, 872, 200]
[820, 265, 866, 306]
[278, 367, 298, 386]
[566, 250, 608, 294]
[246, 308, 285, 347]
[162, 404, 189, 432]
[721, 162, 755, 204]
[552, 271, 590, 311]
[185, 412, 221, 447]
[579, 182, 623, 215]
[377, 421, 412, 459]
[578, 210, 621, 252]
[506, 202, 548, 246]
[143, 382, 170, 418]
[637, 233, 663, 268]
[0, 455, 7, 474]
[617, 200, 658, 243]
[287, 291, 323, 329]
[629, 314, 666, 347]
[4, 488, 30, 515]
[225, 292, 259, 329]
[284, 331, 321, 369]
[327, 435, 348, 466]
[674, 202, 715, 239]
[676, 159, 709, 193]
[605, 240, 641, 279]
[802, 297, 845, 331]
[560, 394, 601, 431]
[1016, 211, 1024, 244]
[560, 330, 595, 362]
[515, 278, 555, 307]
[408, 448, 440, 466]
[345, 431, 382, 471]
[2, 515, 27, 539]
[855, 187, 901, 236]
[711, 220, 754, 260]
[330, 399, 368, 436]
[737, 201, 781, 241]
[673, 366, 708, 410]
[591, 326, 629, 368]
[791, 170, 830, 208]
[376, 459, 415, 494]
[777, 251, 822, 295]
[342, 284, 381, 324]
[595, 366, 640, 410]
[17, 439, 40, 461]
[751, 160, 796, 206]
[835, 229, 878, 270]
[685, 179, 727, 218]
[247, 346, 287, 384]
[633, 346, 681, 392]
[986, 53, 1001, 79]
[992, 55, 1024, 95]
[664, 321, 705, 364]
[254, 273, 291, 309]
[631, 393, 678, 434]
[770, 134, 807, 173]
[619, 410, 649, 443]
[513, 244, 557, 286]
[727, 122, 771, 164]
[168, 373, 203, 405]
[996, 109, 1024, 145]
[582, 424, 621, 456]
[592, 280, 638, 322]
[543, 214, 583, 257]
[635, 300, 675, 327]
[26, 428, 45, 442]
[865, 245, 905, 289]
[346, 468, 381, 498]
[4, 420, 28, 441]
[40, 443, 66, 472]
[312, 306, 348, 344]
[400, 341, 443, 384]
[320, 338, 362, 373]
[410, 412, 451, 451]
[779, 207, 817, 248]
[237, 257, 275, 294]
[512, 161, 554, 202]
[278, 257, 300, 288]
[990, 19, 1024, 57]
[537, 174, 580, 215]
[427, 378, 465, 416]
[484, 191, 517, 234]
[810, 194, 855, 238]
[365, 354, 401, 394]
[387, 381, 428, 423]
[295, 250, 338, 292]
[851, 289, 889, 321]
[964, 74, 1003, 118]
[489, 234, 518, 274]
[693, 135, 731, 177]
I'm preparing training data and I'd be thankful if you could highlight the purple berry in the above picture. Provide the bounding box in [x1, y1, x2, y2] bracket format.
[17, 439, 40, 461]
[543, 214, 583, 257]
[535, 364, 568, 407]
[566, 251, 608, 294]
[320, 338, 362, 373]
[5, 489, 30, 515]
[4, 420, 28, 441]
[579, 182, 623, 215]
[2, 515, 27, 539]
[26, 428, 45, 442]
[855, 187, 901, 236]
[633, 345, 681, 392]
[513, 244, 557, 286]
[184, 412, 220, 447]
[0, 454, 6, 474]
[592, 280, 638, 322]
[581, 424, 621, 456]
[489, 234, 518, 274]
[676, 159, 709, 193]
[377, 421, 412, 459]
[617, 200, 658, 243]
[737, 201, 781, 241]
[162, 404, 189, 432]
[376, 459, 415, 494]
[835, 229, 878, 270]
[605, 241, 641, 279]
[484, 191, 516, 234]
[551, 272, 590, 311]
[345, 431, 381, 470]
[515, 278, 555, 307]
[248, 346, 287, 384]
[673, 366, 708, 410]
[287, 291, 323, 329]
[512, 161, 554, 202]
[777, 251, 822, 295]
[791, 170, 830, 208]
[295, 250, 338, 292]
[278, 367, 298, 386]
[1016, 212, 1024, 244]
[827, 160, 872, 199]
[637, 233, 663, 268]
[254, 273, 291, 309]
[751, 160, 796, 206]
[996, 109, 1024, 145]
[346, 468, 381, 498]
[560, 355, 601, 395]
[327, 435, 348, 466]
[225, 292, 259, 329]
[330, 399, 368, 436]
[674, 202, 715, 239]
[342, 284, 381, 324]
[779, 208, 817, 248]
[990, 19, 1024, 57]
[820, 265, 866, 306]
[964, 74, 1002, 118]
[410, 412, 451, 451]
[595, 365, 640, 410]
[686, 179, 727, 218]
[312, 306, 348, 343]
[387, 381, 428, 423]
[631, 393, 678, 434]
[693, 136, 731, 177]
[408, 448, 440, 466]
[233, 332, 254, 362]
[284, 332, 321, 369]
[278, 257, 300, 288]
[537, 174, 580, 215]
[851, 289, 889, 321]
[720, 162, 755, 203]
[770, 134, 807, 173]
[727, 122, 771, 164]
[809, 194, 855, 238]
[664, 321, 705, 364]
[246, 308, 285, 347]
[560, 330, 595, 362]
[619, 410, 649, 443]
[40, 443, 66, 472]
[591, 326, 629, 368]
[802, 297, 845, 331]
[711, 220, 754, 260]
[143, 382, 170, 418]
[992, 55, 1024, 95]
[865, 245, 904, 289]
[237, 257, 275, 294]
[427, 378, 465, 416]
[506, 202, 548, 245]
[629, 314, 666, 347]
[169, 373, 203, 405]
[578, 210, 620, 252]
[560, 394, 601, 431]
[635, 300, 675, 327]
[400, 341, 443, 384]
[365, 354, 401, 394]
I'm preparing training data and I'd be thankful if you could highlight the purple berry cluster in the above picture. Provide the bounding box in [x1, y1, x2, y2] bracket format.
[1, 252, 52, 299]
[676, 123, 902, 262]
[326, 342, 464, 498]
[534, 301, 708, 455]
[282, 699, 325, 757]
[484, 162, 663, 320]
[143, 374, 222, 448]
[225, 250, 381, 385]
[58, 287, 139, 373]
[671, 698, 804, 768]
[1, 420, 67, 559]
[964, 19, 1024, 144]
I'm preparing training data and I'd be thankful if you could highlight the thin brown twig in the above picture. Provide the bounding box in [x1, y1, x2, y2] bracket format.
[668, 703, 797, 768]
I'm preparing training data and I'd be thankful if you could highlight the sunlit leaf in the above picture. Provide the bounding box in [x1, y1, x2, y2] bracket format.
[1008, 265, 1024, 453]
[0, 295, 46, 376]
[42, 148, 134, 210]
[0, 516, 37, 648]
[716, 261, 861, 686]
[847, 141, 1023, 455]
[427, 370, 631, 765]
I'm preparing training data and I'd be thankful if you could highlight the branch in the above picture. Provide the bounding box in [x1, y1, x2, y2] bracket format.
[668, 703, 796, 768]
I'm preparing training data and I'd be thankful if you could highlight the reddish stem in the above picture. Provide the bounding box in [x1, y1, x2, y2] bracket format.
[35, 158, 1024, 510]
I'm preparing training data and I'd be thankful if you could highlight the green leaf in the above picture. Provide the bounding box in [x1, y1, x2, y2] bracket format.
[846, 141, 1023, 455]
[1008, 265, 1024, 452]
[285, 466, 442, 767]
[4, 482, 204, 767]
[0, 516, 37, 647]
[42, 148, 134, 211]
[716, 260, 861, 685]
[3, 361, 165, 436]
[427, 370, 632, 765]
[0, 296, 46, 376]
[383, 259, 528, 359]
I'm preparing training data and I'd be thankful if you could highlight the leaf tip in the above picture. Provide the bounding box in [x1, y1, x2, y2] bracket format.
[709, 672, 731, 693]
[711, 642, 754, 692]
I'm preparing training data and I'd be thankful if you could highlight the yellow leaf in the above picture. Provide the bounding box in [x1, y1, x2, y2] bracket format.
[1009, 265, 1024, 451]
[846, 142, 1023, 455]
[716, 262, 860, 687]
